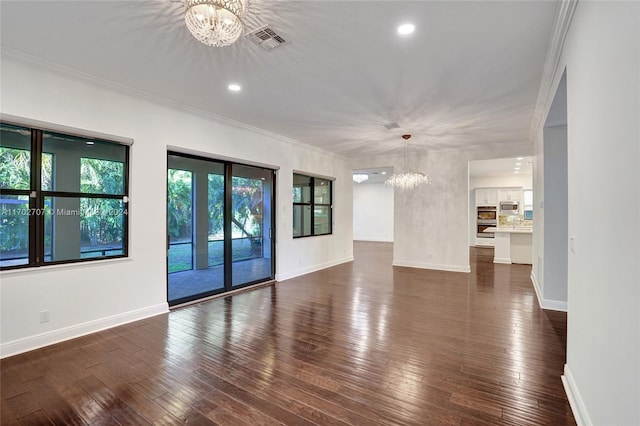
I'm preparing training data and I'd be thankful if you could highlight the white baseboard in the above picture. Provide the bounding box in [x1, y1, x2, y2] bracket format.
[530, 272, 568, 312]
[562, 364, 591, 426]
[531, 271, 544, 308]
[392, 260, 470, 273]
[541, 298, 568, 312]
[276, 256, 354, 281]
[353, 238, 394, 243]
[1, 303, 168, 359]
[493, 257, 511, 264]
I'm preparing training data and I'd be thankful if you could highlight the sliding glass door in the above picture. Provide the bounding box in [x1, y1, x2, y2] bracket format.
[231, 165, 274, 287]
[167, 153, 275, 306]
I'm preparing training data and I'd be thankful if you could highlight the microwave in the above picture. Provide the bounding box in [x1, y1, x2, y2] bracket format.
[499, 201, 519, 214]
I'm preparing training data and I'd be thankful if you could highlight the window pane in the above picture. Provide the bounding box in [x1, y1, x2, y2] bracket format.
[44, 196, 126, 262]
[231, 176, 263, 238]
[231, 164, 273, 287]
[314, 178, 331, 204]
[293, 174, 311, 203]
[293, 204, 311, 237]
[207, 173, 225, 268]
[524, 189, 533, 207]
[0, 123, 31, 190]
[41, 153, 53, 191]
[167, 169, 193, 272]
[44, 197, 53, 261]
[314, 206, 331, 235]
[0, 195, 30, 267]
[81, 158, 124, 195]
[42, 131, 126, 194]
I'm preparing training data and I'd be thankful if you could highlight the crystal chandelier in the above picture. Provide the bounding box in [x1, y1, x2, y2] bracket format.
[353, 173, 369, 183]
[184, 0, 248, 47]
[385, 134, 431, 190]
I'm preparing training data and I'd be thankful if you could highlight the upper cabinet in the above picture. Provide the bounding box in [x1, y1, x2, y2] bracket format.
[498, 188, 523, 203]
[475, 188, 499, 206]
[476, 187, 526, 206]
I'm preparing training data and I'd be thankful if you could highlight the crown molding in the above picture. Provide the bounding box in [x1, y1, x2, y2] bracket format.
[529, 0, 578, 141]
[1, 47, 347, 161]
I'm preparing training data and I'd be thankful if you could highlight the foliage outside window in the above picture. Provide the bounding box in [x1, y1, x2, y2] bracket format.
[293, 173, 332, 238]
[0, 122, 129, 269]
[166, 158, 267, 274]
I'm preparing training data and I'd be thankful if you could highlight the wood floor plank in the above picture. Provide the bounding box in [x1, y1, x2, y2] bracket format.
[1, 243, 575, 425]
[3, 391, 42, 421]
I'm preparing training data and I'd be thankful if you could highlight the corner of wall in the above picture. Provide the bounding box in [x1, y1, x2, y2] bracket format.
[562, 364, 592, 426]
[530, 271, 567, 312]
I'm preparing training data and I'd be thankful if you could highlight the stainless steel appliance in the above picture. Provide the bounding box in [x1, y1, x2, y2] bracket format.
[477, 206, 497, 239]
[499, 201, 519, 214]
[477, 206, 497, 221]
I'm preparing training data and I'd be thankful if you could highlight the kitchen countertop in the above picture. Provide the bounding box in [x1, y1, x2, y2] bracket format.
[484, 227, 533, 234]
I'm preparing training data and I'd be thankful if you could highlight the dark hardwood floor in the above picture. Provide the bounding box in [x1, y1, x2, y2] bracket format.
[1, 242, 575, 425]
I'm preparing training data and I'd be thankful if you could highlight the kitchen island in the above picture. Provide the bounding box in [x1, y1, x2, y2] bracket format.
[484, 227, 533, 264]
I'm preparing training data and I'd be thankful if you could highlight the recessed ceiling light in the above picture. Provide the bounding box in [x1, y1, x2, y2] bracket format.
[516, 162, 522, 166]
[397, 23, 415, 35]
[381, 172, 387, 175]
[228, 84, 242, 92]
[515, 167, 521, 170]
[516, 157, 524, 160]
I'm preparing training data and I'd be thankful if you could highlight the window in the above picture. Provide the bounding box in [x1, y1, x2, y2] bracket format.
[0, 122, 129, 269]
[293, 173, 332, 237]
[523, 189, 533, 220]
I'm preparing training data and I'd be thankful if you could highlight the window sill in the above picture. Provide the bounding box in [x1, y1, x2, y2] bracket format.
[0, 256, 133, 276]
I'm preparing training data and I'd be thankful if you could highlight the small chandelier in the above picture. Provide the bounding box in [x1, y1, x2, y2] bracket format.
[184, 0, 248, 47]
[353, 173, 369, 183]
[385, 134, 431, 190]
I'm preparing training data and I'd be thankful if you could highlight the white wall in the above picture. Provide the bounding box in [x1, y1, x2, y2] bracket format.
[352, 144, 532, 273]
[533, 2, 640, 424]
[353, 182, 393, 242]
[0, 57, 353, 357]
[468, 173, 533, 245]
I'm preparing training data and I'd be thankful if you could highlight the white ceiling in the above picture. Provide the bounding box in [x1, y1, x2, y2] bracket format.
[354, 157, 532, 183]
[353, 167, 394, 184]
[0, 1, 558, 159]
[468, 156, 533, 178]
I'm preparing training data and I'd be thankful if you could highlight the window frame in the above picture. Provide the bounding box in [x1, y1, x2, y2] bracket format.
[0, 121, 130, 270]
[292, 173, 333, 238]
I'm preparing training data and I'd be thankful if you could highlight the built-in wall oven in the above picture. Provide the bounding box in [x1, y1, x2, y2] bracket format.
[477, 206, 497, 239]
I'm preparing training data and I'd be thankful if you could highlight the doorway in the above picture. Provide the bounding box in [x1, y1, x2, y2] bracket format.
[540, 71, 568, 308]
[167, 152, 275, 306]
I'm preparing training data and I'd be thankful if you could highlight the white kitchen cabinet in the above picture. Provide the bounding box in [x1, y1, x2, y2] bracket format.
[492, 228, 533, 264]
[475, 188, 498, 206]
[475, 237, 495, 247]
[498, 188, 523, 203]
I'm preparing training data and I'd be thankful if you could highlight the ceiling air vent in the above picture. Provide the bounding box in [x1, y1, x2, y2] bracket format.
[246, 25, 288, 50]
[383, 122, 400, 130]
